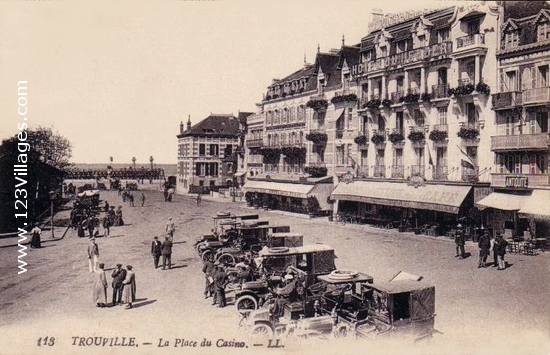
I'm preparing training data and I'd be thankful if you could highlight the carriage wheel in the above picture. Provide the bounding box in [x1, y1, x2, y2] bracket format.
[201, 250, 215, 263]
[235, 295, 258, 315]
[251, 323, 274, 339]
[217, 253, 236, 266]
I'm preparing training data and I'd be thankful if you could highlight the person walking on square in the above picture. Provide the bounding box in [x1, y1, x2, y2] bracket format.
[496, 233, 509, 270]
[30, 224, 42, 249]
[454, 224, 466, 259]
[213, 262, 229, 308]
[140, 192, 146, 207]
[93, 263, 108, 307]
[202, 259, 215, 299]
[128, 193, 135, 207]
[478, 230, 491, 268]
[87, 237, 100, 272]
[196, 193, 202, 206]
[111, 264, 126, 305]
[161, 236, 173, 270]
[122, 265, 136, 309]
[103, 215, 111, 238]
[491, 233, 499, 267]
[151, 236, 162, 269]
[165, 217, 175, 240]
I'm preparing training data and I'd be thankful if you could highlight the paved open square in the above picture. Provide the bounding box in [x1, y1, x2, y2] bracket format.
[1, 189, 548, 355]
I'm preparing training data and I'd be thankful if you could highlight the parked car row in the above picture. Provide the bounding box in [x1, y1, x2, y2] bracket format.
[197, 212, 438, 344]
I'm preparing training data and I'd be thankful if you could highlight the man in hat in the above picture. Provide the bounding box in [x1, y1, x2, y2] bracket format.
[87, 237, 100, 272]
[495, 233, 509, 270]
[161, 236, 173, 270]
[122, 265, 136, 309]
[454, 224, 466, 259]
[478, 230, 491, 268]
[151, 236, 162, 269]
[213, 262, 229, 308]
[270, 273, 298, 318]
[93, 263, 108, 307]
[202, 258, 215, 299]
[111, 264, 126, 305]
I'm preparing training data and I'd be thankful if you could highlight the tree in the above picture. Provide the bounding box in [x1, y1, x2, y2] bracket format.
[26, 126, 73, 170]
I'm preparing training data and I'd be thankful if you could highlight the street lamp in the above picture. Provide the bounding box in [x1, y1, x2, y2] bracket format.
[49, 191, 56, 239]
[132, 157, 136, 169]
[150, 156, 154, 170]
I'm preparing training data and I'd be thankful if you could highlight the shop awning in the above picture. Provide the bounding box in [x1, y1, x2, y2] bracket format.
[519, 190, 550, 220]
[475, 192, 530, 211]
[330, 181, 471, 214]
[243, 180, 315, 199]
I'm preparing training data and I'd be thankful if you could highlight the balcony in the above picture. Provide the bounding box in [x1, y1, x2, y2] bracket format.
[425, 41, 453, 59]
[391, 165, 405, 179]
[374, 165, 386, 178]
[432, 84, 449, 99]
[491, 173, 550, 188]
[390, 90, 405, 103]
[455, 33, 485, 50]
[461, 167, 479, 182]
[432, 124, 448, 132]
[246, 139, 264, 148]
[433, 166, 448, 181]
[458, 78, 473, 86]
[369, 58, 386, 71]
[491, 91, 522, 110]
[523, 87, 550, 106]
[491, 133, 550, 151]
[410, 165, 425, 177]
[357, 166, 369, 178]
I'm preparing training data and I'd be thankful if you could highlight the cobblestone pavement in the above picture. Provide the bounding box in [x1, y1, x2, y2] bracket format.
[0, 189, 548, 355]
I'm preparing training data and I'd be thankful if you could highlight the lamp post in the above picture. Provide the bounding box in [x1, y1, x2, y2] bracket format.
[132, 157, 136, 169]
[49, 191, 56, 239]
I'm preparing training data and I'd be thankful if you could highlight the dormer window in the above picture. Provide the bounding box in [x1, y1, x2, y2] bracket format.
[537, 21, 550, 41]
[504, 30, 519, 49]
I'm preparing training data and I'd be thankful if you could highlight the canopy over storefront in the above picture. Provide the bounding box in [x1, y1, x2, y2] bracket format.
[519, 190, 550, 220]
[475, 192, 530, 211]
[243, 180, 315, 199]
[330, 180, 472, 214]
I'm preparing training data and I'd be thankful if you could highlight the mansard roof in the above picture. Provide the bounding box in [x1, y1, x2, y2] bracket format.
[177, 114, 239, 138]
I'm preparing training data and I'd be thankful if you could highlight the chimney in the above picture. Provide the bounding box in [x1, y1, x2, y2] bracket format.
[187, 115, 191, 131]
[179, 121, 184, 134]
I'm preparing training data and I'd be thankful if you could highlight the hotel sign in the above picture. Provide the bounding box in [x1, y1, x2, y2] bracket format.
[505, 176, 528, 188]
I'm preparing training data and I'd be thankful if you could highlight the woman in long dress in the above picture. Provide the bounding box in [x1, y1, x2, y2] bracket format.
[93, 263, 107, 307]
[121, 265, 136, 309]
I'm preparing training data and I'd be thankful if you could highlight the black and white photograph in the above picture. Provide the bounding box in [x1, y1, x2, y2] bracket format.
[0, 1, 549, 354]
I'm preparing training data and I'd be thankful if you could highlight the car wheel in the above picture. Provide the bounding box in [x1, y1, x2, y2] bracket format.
[201, 250, 215, 263]
[251, 323, 274, 339]
[236, 295, 258, 315]
[218, 253, 236, 266]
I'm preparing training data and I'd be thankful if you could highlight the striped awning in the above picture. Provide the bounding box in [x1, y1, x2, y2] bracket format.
[330, 180, 471, 214]
[519, 190, 550, 220]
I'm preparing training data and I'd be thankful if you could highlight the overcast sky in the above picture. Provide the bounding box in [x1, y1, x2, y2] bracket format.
[0, 0, 462, 164]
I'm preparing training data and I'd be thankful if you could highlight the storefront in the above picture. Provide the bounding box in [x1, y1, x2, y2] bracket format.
[518, 189, 550, 248]
[330, 180, 473, 233]
[242, 176, 333, 216]
[475, 191, 531, 239]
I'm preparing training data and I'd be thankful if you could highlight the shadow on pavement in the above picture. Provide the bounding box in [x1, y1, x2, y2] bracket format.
[132, 299, 156, 309]
[170, 264, 187, 269]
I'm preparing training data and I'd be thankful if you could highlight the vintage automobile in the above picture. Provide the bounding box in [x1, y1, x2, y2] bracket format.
[241, 269, 374, 340]
[194, 213, 260, 254]
[351, 278, 437, 342]
[76, 189, 101, 208]
[124, 180, 139, 191]
[233, 244, 336, 316]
